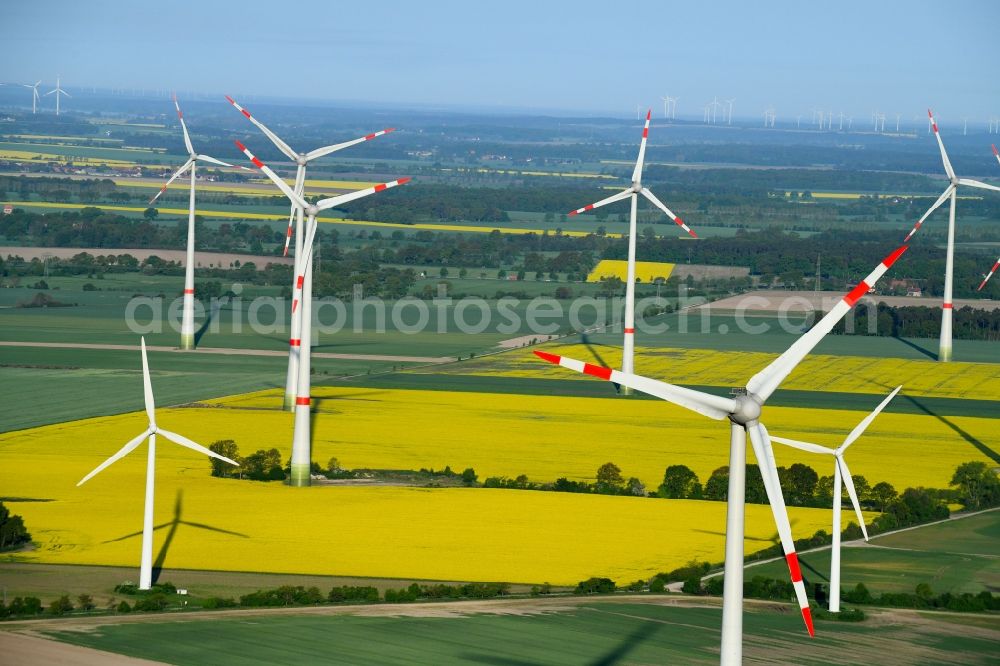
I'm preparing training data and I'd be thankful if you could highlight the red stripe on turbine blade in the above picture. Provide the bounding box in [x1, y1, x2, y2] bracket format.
[882, 244, 909, 269]
[364, 133, 376, 140]
[993, 144, 999, 156]
[374, 183, 387, 192]
[234, 140, 246, 151]
[583, 363, 612, 381]
[624, 328, 635, 334]
[292, 300, 298, 313]
[533, 350, 561, 365]
[977, 281, 987, 291]
[585, 204, 594, 211]
[397, 177, 411, 185]
[568, 210, 579, 217]
[802, 607, 815, 637]
[932, 123, 938, 133]
[295, 397, 310, 406]
[289, 338, 300, 346]
[241, 109, 251, 119]
[843, 281, 870, 307]
[642, 128, 649, 138]
[785, 552, 803, 582]
[286, 227, 293, 237]
[183, 288, 194, 294]
[943, 303, 953, 309]
[646, 110, 651, 120]
[251, 156, 264, 169]
[296, 276, 304, 288]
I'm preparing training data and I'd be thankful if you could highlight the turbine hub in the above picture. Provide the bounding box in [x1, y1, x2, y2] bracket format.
[631, 181, 642, 193]
[305, 205, 319, 217]
[728, 393, 762, 425]
[297, 155, 308, 166]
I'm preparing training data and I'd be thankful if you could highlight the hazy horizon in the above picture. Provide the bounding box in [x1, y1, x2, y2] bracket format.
[2, 0, 998, 121]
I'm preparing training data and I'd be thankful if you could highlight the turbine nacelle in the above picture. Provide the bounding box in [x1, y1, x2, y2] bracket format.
[729, 393, 762, 425]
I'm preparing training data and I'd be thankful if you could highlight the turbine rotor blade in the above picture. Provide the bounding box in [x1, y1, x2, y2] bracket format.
[903, 185, 956, 242]
[157, 429, 239, 466]
[745, 245, 908, 403]
[533, 350, 736, 420]
[314, 177, 411, 211]
[927, 109, 955, 179]
[234, 140, 309, 210]
[173, 95, 195, 156]
[196, 154, 251, 170]
[977, 258, 999, 291]
[567, 189, 632, 217]
[631, 109, 652, 183]
[748, 423, 814, 637]
[839, 385, 902, 451]
[225, 95, 298, 161]
[148, 158, 194, 205]
[77, 428, 152, 486]
[957, 178, 1000, 193]
[836, 455, 869, 541]
[769, 435, 835, 456]
[305, 128, 397, 161]
[640, 188, 698, 238]
[140, 337, 155, 426]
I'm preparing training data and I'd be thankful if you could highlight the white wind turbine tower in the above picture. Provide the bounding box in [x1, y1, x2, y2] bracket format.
[76, 338, 238, 590]
[565, 110, 697, 394]
[45, 76, 70, 115]
[236, 140, 409, 486]
[23, 81, 41, 114]
[149, 96, 249, 351]
[725, 98, 736, 125]
[902, 109, 1000, 361]
[226, 95, 395, 411]
[662, 95, 678, 120]
[977, 144, 1000, 292]
[537, 246, 909, 659]
[771, 385, 902, 613]
[535, 244, 909, 663]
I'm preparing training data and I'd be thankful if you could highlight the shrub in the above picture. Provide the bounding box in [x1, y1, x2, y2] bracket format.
[133, 593, 169, 612]
[117, 600, 132, 613]
[202, 597, 237, 609]
[681, 577, 703, 595]
[47, 595, 74, 616]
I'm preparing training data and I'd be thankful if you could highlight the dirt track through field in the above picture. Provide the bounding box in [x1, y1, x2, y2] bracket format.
[0, 632, 165, 665]
[0, 341, 453, 364]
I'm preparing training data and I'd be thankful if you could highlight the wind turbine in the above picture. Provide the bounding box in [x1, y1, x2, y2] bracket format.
[534, 244, 909, 664]
[76, 338, 238, 590]
[770, 385, 902, 613]
[565, 110, 697, 393]
[45, 76, 70, 115]
[149, 96, 249, 351]
[902, 110, 1000, 361]
[977, 144, 1000, 292]
[725, 98, 736, 125]
[236, 140, 409, 486]
[23, 81, 41, 114]
[226, 95, 395, 410]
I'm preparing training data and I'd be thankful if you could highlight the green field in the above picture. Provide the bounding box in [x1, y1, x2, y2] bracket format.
[26, 598, 997, 665]
[748, 510, 1000, 595]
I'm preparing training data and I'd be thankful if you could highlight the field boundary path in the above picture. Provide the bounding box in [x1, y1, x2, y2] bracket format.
[0, 631, 166, 665]
[0, 341, 453, 364]
[685, 505, 1000, 590]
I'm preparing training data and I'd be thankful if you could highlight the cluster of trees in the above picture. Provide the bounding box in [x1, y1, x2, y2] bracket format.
[482, 462, 646, 497]
[842, 582, 1000, 613]
[0, 502, 31, 551]
[384, 582, 510, 603]
[657, 462, 903, 512]
[208, 441, 286, 481]
[229, 582, 511, 608]
[833, 303, 1000, 341]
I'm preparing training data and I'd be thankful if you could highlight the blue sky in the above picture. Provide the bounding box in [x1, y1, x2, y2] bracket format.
[2, 0, 998, 120]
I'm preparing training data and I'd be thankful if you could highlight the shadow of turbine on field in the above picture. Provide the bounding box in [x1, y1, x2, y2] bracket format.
[899, 394, 1000, 465]
[581, 333, 619, 394]
[193, 297, 230, 347]
[891, 336, 937, 361]
[103, 490, 249, 583]
[460, 621, 660, 666]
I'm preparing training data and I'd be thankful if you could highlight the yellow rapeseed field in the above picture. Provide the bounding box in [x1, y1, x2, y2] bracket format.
[0, 409, 844, 584]
[443, 344, 1000, 402]
[587, 260, 675, 283]
[206, 386, 995, 493]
